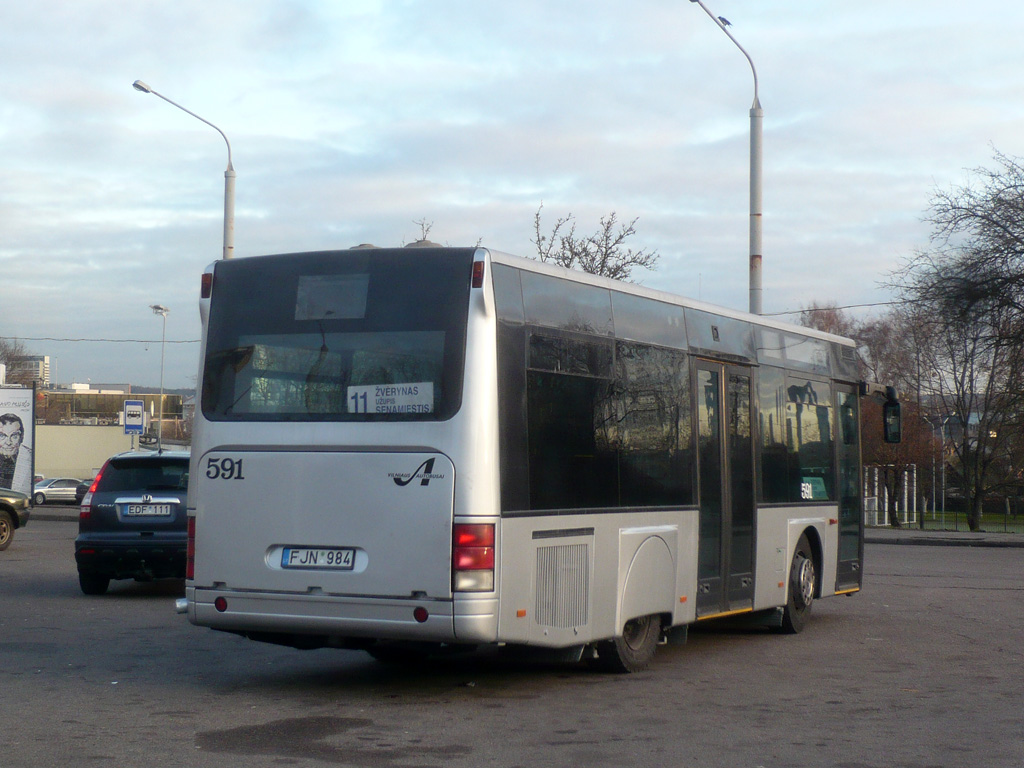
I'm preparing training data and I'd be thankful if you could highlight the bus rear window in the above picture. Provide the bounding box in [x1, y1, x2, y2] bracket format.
[201, 249, 474, 422]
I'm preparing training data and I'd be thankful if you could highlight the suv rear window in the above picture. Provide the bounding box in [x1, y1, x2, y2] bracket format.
[97, 458, 189, 493]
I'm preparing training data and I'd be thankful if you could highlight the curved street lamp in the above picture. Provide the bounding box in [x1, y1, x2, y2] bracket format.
[149, 304, 169, 452]
[133, 80, 235, 260]
[688, 1, 763, 315]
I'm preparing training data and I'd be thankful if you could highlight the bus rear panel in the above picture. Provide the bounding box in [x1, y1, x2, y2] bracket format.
[188, 247, 500, 648]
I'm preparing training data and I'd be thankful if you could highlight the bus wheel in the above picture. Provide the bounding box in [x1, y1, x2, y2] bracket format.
[592, 614, 661, 673]
[781, 534, 816, 634]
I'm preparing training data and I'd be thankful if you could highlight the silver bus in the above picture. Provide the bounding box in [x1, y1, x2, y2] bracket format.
[184, 245, 891, 672]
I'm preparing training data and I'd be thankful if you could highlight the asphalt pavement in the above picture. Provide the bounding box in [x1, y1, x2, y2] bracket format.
[28, 504, 1024, 547]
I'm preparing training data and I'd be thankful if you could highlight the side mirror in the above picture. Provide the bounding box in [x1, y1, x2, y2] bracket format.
[883, 400, 902, 443]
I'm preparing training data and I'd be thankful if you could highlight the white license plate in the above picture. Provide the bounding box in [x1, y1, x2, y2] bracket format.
[125, 504, 173, 516]
[282, 547, 355, 570]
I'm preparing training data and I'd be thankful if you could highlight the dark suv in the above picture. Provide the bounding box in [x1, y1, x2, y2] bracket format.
[75, 450, 190, 595]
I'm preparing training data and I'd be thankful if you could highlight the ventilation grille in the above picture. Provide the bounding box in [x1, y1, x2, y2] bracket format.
[535, 543, 589, 628]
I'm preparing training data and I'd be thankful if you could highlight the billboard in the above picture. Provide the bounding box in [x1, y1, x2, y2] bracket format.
[0, 386, 35, 496]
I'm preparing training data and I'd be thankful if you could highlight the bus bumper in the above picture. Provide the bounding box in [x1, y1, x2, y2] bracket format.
[188, 587, 498, 645]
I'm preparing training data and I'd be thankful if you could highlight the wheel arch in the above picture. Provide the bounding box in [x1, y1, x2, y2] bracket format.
[618, 534, 676, 629]
[796, 525, 824, 599]
[0, 503, 20, 529]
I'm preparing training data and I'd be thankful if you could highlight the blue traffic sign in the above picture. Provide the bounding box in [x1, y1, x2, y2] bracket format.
[124, 399, 145, 435]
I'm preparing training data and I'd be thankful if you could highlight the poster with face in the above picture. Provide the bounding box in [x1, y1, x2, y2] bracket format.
[0, 387, 35, 496]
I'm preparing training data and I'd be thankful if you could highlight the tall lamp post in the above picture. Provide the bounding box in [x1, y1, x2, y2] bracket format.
[150, 305, 169, 451]
[132, 80, 235, 260]
[688, 1, 763, 315]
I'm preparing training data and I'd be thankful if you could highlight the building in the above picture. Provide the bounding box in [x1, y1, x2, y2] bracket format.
[37, 384, 183, 428]
[7, 355, 50, 388]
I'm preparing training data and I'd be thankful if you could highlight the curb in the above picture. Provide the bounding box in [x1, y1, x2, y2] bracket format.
[27, 510, 80, 524]
[866, 535, 1024, 549]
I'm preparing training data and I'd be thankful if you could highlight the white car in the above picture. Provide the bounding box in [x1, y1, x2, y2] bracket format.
[32, 477, 83, 505]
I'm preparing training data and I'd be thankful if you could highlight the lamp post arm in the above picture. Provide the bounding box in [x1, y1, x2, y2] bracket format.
[689, 0, 759, 108]
[688, 0, 763, 314]
[144, 88, 233, 170]
[133, 80, 235, 259]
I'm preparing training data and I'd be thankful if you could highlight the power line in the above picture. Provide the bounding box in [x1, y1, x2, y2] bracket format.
[0, 335, 199, 344]
[764, 300, 904, 317]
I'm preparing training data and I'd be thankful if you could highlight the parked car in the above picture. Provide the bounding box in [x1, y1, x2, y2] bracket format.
[0, 487, 31, 551]
[74, 450, 190, 595]
[75, 477, 96, 504]
[33, 477, 83, 506]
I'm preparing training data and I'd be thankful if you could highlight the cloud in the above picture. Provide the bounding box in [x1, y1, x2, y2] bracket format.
[3, 1, 1024, 385]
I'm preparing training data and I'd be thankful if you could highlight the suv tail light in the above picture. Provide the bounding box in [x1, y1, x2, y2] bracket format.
[452, 523, 494, 592]
[79, 467, 105, 521]
[186, 516, 196, 580]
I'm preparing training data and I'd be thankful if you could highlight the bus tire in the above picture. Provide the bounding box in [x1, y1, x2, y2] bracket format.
[592, 614, 661, 673]
[781, 534, 816, 634]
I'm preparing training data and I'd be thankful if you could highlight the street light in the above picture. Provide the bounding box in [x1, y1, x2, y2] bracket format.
[150, 304, 169, 452]
[133, 80, 235, 260]
[688, 1, 763, 315]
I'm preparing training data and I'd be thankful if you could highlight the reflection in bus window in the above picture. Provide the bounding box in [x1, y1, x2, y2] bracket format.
[758, 366, 789, 503]
[787, 380, 834, 501]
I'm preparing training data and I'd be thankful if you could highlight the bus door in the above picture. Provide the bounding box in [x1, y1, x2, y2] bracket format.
[835, 384, 863, 590]
[696, 362, 755, 616]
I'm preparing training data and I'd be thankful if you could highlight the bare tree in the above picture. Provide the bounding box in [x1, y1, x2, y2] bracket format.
[0, 338, 26, 375]
[890, 150, 1024, 530]
[532, 204, 659, 282]
[915, 149, 1024, 325]
[412, 218, 433, 242]
[892, 149, 1024, 351]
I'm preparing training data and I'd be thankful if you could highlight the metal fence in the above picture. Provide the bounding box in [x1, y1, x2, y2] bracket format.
[864, 494, 1024, 534]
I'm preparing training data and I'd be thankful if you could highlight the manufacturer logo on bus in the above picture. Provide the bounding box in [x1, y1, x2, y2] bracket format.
[390, 458, 445, 487]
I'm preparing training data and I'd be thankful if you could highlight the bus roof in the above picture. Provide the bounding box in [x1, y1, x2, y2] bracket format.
[485, 248, 857, 349]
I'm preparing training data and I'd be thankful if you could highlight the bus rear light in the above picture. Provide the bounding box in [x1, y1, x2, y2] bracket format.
[214, 596, 227, 612]
[471, 260, 485, 288]
[453, 546, 494, 571]
[454, 524, 494, 548]
[186, 517, 196, 580]
[452, 523, 495, 592]
[413, 606, 429, 623]
[201, 272, 214, 298]
[454, 570, 494, 592]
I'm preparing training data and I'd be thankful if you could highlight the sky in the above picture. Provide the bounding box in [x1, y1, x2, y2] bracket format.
[3, 1, 1023, 389]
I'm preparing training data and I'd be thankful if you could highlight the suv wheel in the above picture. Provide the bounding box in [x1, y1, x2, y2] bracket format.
[0, 510, 13, 551]
[79, 572, 111, 595]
